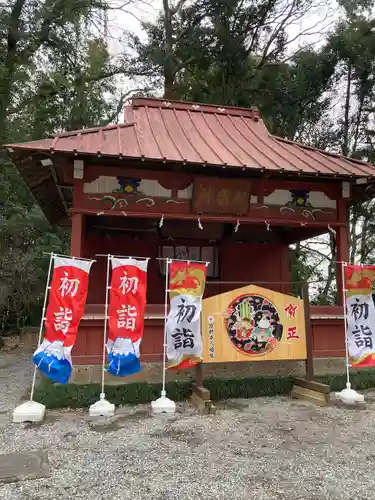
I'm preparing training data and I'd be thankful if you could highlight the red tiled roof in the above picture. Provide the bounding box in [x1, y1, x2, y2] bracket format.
[6, 97, 375, 178]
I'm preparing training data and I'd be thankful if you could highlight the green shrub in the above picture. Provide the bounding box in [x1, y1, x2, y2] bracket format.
[34, 369, 375, 409]
[34, 380, 192, 409]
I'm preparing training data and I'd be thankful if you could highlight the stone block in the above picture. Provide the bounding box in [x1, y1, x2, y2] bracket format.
[71, 365, 90, 384]
[69, 357, 347, 386]
[313, 357, 346, 375]
[104, 369, 147, 385]
[89, 365, 102, 384]
[0, 450, 50, 484]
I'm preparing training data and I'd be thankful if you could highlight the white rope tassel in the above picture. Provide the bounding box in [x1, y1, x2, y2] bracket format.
[265, 221, 271, 231]
[234, 216, 240, 233]
[198, 216, 203, 230]
[159, 214, 164, 228]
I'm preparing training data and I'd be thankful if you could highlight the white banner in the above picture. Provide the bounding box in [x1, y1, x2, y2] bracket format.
[347, 293, 375, 366]
[166, 294, 202, 362]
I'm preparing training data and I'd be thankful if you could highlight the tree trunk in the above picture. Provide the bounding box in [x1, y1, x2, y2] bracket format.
[360, 214, 369, 263]
[321, 231, 337, 302]
[353, 79, 366, 154]
[163, 0, 176, 99]
[349, 205, 359, 264]
[342, 60, 352, 157]
[0, 0, 28, 143]
[0, 73, 13, 144]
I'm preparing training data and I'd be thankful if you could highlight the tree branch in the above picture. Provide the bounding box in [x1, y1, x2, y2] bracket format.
[7, 0, 27, 57]
[170, 0, 189, 15]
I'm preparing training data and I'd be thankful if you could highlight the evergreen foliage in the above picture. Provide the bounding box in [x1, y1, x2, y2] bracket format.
[2, 0, 375, 333]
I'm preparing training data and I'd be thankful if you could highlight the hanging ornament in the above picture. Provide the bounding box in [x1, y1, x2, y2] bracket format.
[159, 214, 164, 228]
[234, 215, 240, 233]
[265, 221, 271, 231]
[198, 214, 203, 230]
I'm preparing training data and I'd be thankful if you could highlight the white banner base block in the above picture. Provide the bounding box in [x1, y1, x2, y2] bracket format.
[151, 395, 176, 415]
[335, 383, 365, 405]
[13, 401, 46, 423]
[89, 393, 115, 417]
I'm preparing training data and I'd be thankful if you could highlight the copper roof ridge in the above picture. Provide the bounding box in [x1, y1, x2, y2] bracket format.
[51, 121, 135, 139]
[273, 135, 372, 168]
[131, 97, 260, 119]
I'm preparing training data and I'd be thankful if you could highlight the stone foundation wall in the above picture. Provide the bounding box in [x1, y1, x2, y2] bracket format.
[0, 330, 38, 353]
[70, 358, 347, 385]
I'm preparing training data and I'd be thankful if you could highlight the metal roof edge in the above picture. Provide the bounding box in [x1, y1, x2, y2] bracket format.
[273, 135, 374, 169]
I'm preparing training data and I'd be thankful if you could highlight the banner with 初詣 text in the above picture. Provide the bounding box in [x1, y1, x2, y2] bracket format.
[166, 261, 207, 370]
[107, 257, 148, 376]
[33, 257, 94, 384]
[345, 265, 375, 367]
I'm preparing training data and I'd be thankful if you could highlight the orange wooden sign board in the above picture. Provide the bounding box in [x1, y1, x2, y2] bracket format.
[202, 285, 307, 363]
[192, 177, 251, 215]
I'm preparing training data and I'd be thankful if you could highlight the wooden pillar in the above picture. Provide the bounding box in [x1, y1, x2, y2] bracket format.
[301, 283, 314, 380]
[71, 213, 84, 257]
[195, 362, 204, 388]
[71, 176, 85, 258]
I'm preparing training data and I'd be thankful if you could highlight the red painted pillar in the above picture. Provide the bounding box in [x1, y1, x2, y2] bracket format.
[71, 178, 84, 257]
[71, 213, 84, 257]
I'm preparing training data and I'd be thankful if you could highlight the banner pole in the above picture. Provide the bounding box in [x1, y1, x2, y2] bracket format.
[13, 252, 55, 422]
[151, 258, 176, 414]
[101, 254, 111, 397]
[161, 258, 170, 396]
[341, 261, 351, 388]
[335, 261, 364, 404]
[42, 252, 95, 262]
[30, 252, 55, 402]
[89, 254, 115, 417]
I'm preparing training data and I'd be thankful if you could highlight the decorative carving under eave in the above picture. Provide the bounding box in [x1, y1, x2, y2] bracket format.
[86, 193, 189, 213]
[279, 205, 333, 220]
[251, 188, 337, 221]
[83, 176, 174, 198]
[249, 203, 335, 221]
[89, 196, 128, 210]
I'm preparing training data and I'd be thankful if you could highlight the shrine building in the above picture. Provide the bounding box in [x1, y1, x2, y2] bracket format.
[6, 97, 375, 383]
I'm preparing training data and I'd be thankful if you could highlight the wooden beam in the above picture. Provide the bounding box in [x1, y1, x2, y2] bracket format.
[291, 385, 330, 406]
[293, 378, 330, 394]
[70, 207, 347, 228]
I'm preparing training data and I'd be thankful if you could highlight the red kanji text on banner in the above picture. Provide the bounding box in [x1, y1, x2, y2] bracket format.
[345, 265, 375, 368]
[106, 257, 148, 376]
[33, 257, 93, 384]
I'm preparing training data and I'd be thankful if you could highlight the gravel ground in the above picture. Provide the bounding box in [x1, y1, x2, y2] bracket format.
[1, 354, 374, 500]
